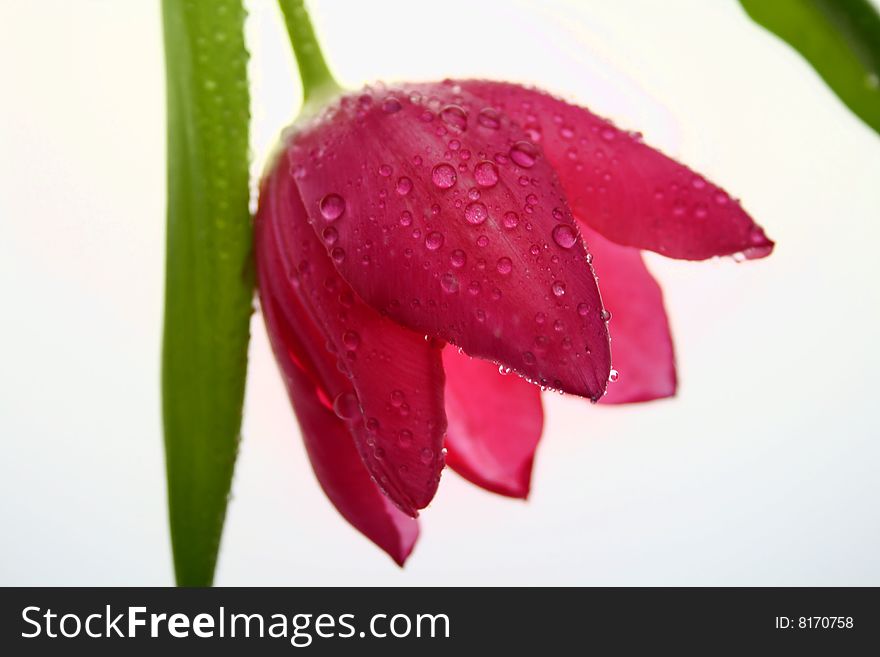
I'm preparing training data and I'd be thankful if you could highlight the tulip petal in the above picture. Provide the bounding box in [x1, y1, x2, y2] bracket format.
[581, 225, 677, 404]
[457, 81, 774, 261]
[286, 82, 611, 400]
[256, 217, 418, 565]
[442, 347, 544, 498]
[257, 166, 447, 515]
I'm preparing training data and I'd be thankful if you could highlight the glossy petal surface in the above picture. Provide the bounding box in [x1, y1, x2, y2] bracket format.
[583, 226, 677, 404]
[443, 347, 544, 498]
[286, 82, 611, 400]
[258, 166, 447, 515]
[256, 212, 418, 564]
[457, 80, 774, 261]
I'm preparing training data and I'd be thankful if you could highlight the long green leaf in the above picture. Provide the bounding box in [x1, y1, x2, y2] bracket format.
[740, 0, 880, 135]
[162, 0, 252, 586]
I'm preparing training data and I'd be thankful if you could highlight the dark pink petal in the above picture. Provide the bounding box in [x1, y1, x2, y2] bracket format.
[582, 225, 677, 404]
[256, 217, 418, 565]
[286, 82, 611, 400]
[258, 166, 447, 515]
[457, 81, 774, 261]
[442, 346, 543, 498]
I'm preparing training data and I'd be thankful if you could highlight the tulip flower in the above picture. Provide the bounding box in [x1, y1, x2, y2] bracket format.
[255, 76, 774, 564]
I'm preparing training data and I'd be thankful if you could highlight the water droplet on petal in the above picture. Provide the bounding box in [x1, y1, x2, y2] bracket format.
[378, 164, 392, 177]
[509, 141, 538, 168]
[382, 96, 402, 113]
[601, 309, 612, 321]
[319, 193, 345, 221]
[397, 429, 413, 448]
[342, 330, 360, 350]
[577, 303, 590, 317]
[439, 104, 467, 131]
[322, 226, 339, 244]
[551, 280, 566, 297]
[420, 447, 434, 464]
[496, 257, 513, 275]
[450, 249, 467, 268]
[552, 224, 577, 249]
[464, 201, 488, 225]
[477, 107, 501, 129]
[440, 272, 459, 293]
[474, 160, 499, 188]
[503, 211, 519, 229]
[399, 210, 413, 227]
[425, 231, 444, 250]
[396, 176, 413, 196]
[608, 369, 619, 383]
[431, 163, 457, 189]
[333, 391, 360, 420]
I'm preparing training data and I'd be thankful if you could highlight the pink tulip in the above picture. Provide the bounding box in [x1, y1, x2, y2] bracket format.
[255, 79, 773, 564]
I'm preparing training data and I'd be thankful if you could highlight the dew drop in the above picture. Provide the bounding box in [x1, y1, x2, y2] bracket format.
[577, 303, 589, 317]
[551, 225, 578, 249]
[608, 369, 619, 383]
[503, 211, 519, 229]
[396, 176, 413, 196]
[342, 330, 360, 350]
[420, 447, 434, 464]
[496, 257, 513, 275]
[601, 309, 612, 321]
[440, 272, 459, 293]
[450, 249, 467, 268]
[425, 231, 444, 250]
[319, 193, 345, 221]
[439, 104, 467, 131]
[474, 160, 499, 188]
[464, 201, 488, 225]
[509, 141, 538, 168]
[382, 96, 402, 113]
[397, 429, 413, 448]
[399, 210, 413, 227]
[431, 163, 457, 189]
[332, 391, 360, 420]
[378, 164, 392, 177]
[477, 107, 501, 129]
[551, 280, 566, 297]
[330, 247, 346, 263]
[321, 226, 339, 245]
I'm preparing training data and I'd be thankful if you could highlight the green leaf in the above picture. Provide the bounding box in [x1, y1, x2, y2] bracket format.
[740, 0, 880, 135]
[161, 0, 252, 586]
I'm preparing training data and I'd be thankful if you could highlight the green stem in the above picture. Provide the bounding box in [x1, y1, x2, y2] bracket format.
[162, 0, 253, 586]
[278, 0, 342, 114]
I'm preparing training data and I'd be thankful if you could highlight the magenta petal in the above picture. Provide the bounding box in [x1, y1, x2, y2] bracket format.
[286, 82, 611, 400]
[258, 165, 447, 515]
[256, 222, 418, 565]
[457, 81, 774, 261]
[442, 346, 543, 498]
[581, 225, 677, 404]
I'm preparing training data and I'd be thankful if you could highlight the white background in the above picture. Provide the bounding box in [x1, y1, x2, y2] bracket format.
[1, 0, 878, 585]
